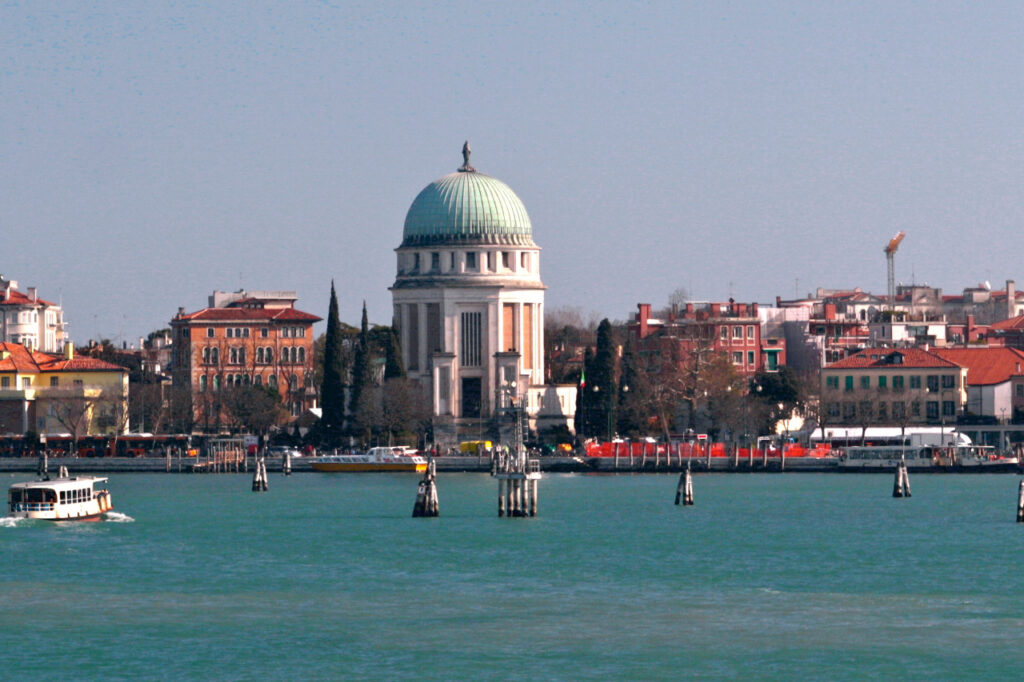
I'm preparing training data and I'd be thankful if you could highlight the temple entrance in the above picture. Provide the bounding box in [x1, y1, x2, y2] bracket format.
[461, 377, 482, 418]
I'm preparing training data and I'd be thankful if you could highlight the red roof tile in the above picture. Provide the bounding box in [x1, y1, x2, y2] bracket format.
[0, 289, 56, 307]
[0, 343, 127, 373]
[826, 347, 962, 370]
[931, 347, 1024, 385]
[177, 307, 322, 323]
[989, 315, 1024, 331]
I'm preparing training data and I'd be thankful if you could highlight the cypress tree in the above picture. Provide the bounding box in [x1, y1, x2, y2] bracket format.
[384, 326, 406, 379]
[320, 281, 345, 444]
[348, 301, 375, 436]
[591, 319, 618, 441]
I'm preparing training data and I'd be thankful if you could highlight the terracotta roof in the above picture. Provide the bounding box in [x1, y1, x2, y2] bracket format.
[0, 289, 56, 307]
[931, 347, 1024, 385]
[0, 342, 127, 373]
[826, 347, 962, 370]
[989, 315, 1024, 332]
[176, 307, 322, 323]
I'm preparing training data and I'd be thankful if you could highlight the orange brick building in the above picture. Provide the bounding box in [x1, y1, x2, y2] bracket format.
[171, 291, 321, 429]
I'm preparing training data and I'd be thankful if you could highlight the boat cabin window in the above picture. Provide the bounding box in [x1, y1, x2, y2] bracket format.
[10, 490, 22, 504]
[25, 489, 56, 503]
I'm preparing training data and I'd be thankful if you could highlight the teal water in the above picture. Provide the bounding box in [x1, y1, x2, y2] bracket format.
[4, 472, 1024, 680]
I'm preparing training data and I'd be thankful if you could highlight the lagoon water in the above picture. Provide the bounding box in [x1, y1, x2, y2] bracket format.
[4, 471, 1024, 680]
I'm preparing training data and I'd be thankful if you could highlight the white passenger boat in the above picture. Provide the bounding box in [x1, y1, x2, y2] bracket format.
[838, 445, 1019, 472]
[311, 446, 428, 473]
[7, 475, 114, 521]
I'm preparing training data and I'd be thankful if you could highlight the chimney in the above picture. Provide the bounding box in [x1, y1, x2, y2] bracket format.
[637, 303, 652, 339]
[1007, 280, 1016, 319]
[64, 341, 74, 360]
[776, 296, 782, 307]
[28, 287, 37, 302]
[752, 303, 759, 315]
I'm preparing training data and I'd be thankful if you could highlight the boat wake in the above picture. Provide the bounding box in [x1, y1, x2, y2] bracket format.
[104, 511, 135, 523]
[1, 516, 25, 528]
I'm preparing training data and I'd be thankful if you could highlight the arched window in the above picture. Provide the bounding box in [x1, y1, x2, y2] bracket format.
[243, 375, 251, 386]
[298, 347, 306, 363]
[268, 375, 277, 388]
[213, 375, 221, 391]
[289, 374, 298, 391]
[256, 347, 264, 363]
[199, 375, 207, 392]
[254, 375, 262, 386]
[211, 348, 219, 365]
[266, 347, 274, 363]
[202, 347, 210, 363]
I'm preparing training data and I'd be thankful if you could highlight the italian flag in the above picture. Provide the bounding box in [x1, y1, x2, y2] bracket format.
[579, 369, 586, 389]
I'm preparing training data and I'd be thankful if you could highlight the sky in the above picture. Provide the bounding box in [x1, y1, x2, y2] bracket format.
[3, 1, 1024, 345]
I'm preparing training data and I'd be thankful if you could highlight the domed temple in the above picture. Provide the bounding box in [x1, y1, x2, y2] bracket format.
[391, 143, 574, 445]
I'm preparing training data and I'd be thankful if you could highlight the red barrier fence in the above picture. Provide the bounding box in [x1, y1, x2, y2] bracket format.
[584, 441, 833, 459]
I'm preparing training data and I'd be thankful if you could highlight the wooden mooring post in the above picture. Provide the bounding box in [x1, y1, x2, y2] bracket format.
[1016, 480, 1024, 523]
[412, 458, 440, 517]
[37, 451, 48, 479]
[252, 457, 268, 492]
[283, 449, 292, 476]
[892, 460, 911, 498]
[674, 465, 694, 506]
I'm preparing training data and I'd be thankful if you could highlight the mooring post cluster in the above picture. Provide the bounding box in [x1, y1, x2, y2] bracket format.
[412, 457, 440, 517]
[892, 459, 911, 498]
[251, 456, 268, 492]
[674, 465, 694, 506]
[1016, 480, 1024, 523]
[492, 447, 541, 517]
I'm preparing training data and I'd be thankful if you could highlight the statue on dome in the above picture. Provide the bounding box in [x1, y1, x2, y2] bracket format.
[458, 140, 475, 172]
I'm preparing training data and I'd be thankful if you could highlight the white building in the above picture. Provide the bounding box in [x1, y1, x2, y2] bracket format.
[391, 144, 574, 444]
[0, 275, 66, 353]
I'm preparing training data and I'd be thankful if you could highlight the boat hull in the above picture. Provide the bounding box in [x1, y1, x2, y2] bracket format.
[311, 462, 427, 473]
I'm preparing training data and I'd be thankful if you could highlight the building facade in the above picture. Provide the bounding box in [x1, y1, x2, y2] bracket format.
[391, 144, 574, 443]
[0, 342, 129, 436]
[170, 290, 321, 428]
[0, 275, 66, 353]
[628, 301, 784, 376]
[821, 347, 967, 428]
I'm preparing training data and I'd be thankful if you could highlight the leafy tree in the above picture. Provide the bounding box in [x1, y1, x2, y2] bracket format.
[749, 366, 804, 436]
[320, 282, 346, 444]
[221, 385, 290, 435]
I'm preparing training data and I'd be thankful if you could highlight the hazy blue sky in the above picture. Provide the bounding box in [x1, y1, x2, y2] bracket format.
[3, 1, 1023, 344]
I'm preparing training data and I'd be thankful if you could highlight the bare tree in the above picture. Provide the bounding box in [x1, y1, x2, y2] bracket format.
[378, 378, 430, 445]
[46, 389, 102, 455]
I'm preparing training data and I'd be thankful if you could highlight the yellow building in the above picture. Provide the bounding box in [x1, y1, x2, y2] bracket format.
[0, 342, 129, 436]
[821, 347, 967, 427]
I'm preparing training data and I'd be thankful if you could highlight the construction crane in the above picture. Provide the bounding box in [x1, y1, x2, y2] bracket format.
[884, 231, 905, 314]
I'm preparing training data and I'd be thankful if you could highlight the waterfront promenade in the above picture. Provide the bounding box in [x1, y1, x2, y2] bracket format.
[0, 453, 841, 474]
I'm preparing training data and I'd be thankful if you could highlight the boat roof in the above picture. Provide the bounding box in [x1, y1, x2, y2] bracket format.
[9, 476, 108, 491]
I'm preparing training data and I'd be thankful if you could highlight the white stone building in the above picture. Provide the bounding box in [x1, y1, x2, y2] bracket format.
[0, 275, 66, 353]
[391, 144, 574, 443]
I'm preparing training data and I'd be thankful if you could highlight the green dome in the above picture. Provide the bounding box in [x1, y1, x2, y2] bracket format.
[402, 169, 533, 247]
